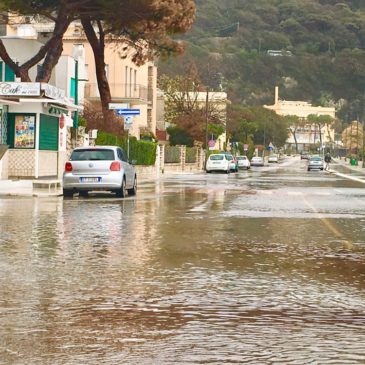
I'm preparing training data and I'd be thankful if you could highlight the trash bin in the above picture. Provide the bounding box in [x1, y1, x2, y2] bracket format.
[351, 158, 357, 166]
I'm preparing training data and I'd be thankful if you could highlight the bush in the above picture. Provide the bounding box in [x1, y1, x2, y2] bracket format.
[165, 146, 181, 163]
[96, 131, 157, 165]
[186, 147, 197, 163]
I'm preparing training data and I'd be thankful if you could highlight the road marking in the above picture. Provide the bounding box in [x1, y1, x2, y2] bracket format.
[288, 191, 303, 196]
[329, 170, 365, 184]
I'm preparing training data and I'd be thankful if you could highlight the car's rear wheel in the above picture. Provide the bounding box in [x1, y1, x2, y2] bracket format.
[307, 168, 310, 171]
[128, 176, 137, 196]
[63, 189, 73, 198]
[116, 177, 127, 198]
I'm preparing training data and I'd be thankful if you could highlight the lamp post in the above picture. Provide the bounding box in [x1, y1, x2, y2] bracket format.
[72, 44, 84, 144]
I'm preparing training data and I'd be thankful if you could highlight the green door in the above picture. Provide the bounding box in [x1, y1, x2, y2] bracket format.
[39, 114, 59, 151]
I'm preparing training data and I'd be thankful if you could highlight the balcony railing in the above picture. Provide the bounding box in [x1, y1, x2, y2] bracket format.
[85, 83, 148, 103]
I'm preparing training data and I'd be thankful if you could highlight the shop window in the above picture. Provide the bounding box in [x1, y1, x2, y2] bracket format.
[7, 113, 36, 149]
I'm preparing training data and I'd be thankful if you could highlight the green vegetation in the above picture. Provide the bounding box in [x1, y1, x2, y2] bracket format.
[159, 0, 365, 123]
[96, 131, 157, 166]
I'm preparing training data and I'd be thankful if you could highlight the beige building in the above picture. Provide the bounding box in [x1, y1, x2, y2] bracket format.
[2, 17, 158, 139]
[265, 87, 336, 151]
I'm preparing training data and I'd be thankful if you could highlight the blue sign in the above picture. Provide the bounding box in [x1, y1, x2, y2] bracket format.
[115, 108, 140, 116]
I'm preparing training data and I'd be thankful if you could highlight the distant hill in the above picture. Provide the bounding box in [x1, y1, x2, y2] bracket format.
[158, 0, 365, 122]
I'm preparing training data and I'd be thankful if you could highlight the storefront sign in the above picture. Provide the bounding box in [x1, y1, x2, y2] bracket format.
[14, 115, 35, 148]
[0, 82, 40, 96]
[41, 83, 66, 100]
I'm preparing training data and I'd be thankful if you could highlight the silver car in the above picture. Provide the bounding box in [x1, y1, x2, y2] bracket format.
[307, 155, 324, 171]
[63, 146, 137, 198]
[251, 156, 264, 167]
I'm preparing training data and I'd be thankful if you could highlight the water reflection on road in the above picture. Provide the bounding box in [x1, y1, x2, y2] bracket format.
[1, 158, 365, 364]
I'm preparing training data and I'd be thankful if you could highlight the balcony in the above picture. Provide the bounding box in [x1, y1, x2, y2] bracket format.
[85, 83, 149, 104]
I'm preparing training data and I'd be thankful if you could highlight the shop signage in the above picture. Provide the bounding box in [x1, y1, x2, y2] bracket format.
[41, 83, 65, 100]
[0, 82, 41, 96]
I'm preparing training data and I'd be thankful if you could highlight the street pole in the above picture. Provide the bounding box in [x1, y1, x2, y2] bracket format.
[205, 86, 209, 164]
[362, 119, 365, 168]
[74, 59, 79, 145]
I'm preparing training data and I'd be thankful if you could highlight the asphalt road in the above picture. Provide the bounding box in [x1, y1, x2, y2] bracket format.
[0, 156, 364, 364]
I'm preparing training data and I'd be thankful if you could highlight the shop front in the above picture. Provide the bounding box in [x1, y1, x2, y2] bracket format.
[0, 82, 78, 179]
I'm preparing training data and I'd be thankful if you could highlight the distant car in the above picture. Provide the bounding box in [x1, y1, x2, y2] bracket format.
[307, 156, 324, 171]
[268, 154, 279, 163]
[62, 146, 137, 198]
[206, 153, 230, 173]
[236, 155, 251, 169]
[301, 151, 310, 160]
[251, 156, 264, 167]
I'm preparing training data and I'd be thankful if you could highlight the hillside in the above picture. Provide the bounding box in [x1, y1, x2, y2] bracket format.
[158, 0, 365, 122]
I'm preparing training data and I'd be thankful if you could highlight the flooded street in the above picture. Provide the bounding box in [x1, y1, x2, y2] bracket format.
[1, 157, 365, 364]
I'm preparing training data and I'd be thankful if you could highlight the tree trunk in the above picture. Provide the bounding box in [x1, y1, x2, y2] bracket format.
[81, 18, 123, 135]
[36, 11, 71, 82]
[292, 130, 299, 153]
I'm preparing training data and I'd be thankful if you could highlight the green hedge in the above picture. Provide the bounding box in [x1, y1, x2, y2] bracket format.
[186, 147, 197, 163]
[95, 131, 157, 165]
[165, 146, 181, 163]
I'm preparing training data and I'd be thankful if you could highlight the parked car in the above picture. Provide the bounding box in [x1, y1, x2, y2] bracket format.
[268, 154, 279, 163]
[62, 146, 137, 198]
[251, 156, 264, 167]
[206, 153, 230, 173]
[307, 155, 324, 171]
[236, 155, 251, 169]
[300, 151, 310, 160]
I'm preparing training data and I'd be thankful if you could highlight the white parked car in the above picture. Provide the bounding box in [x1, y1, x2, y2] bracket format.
[62, 146, 137, 198]
[268, 154, 279, 163]
[250, 156, 264, 167]
[206, 153, 230, 173]
[236, 155, 251, 169]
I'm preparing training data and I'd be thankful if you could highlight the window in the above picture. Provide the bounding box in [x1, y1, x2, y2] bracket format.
[14, 115, 36, 148]
[5, 63, 15, 81]
[70, 149, 115, 161]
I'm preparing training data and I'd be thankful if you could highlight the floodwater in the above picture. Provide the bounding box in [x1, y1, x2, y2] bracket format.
[1, 158, 365, 364]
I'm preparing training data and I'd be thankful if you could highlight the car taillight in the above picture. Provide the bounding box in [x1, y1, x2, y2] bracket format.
[65, 162, 73, 172]
[110, 161, 121, 171]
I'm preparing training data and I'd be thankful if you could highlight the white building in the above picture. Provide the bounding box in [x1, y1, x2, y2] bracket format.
[265, 87, 336, 151]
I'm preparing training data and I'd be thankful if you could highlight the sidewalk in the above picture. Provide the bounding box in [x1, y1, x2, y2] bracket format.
[328, 158, 365, 184]
[0, 179, 63, 197]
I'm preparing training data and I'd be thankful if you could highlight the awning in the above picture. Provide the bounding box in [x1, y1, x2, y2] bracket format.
[18, 98, 83, 111]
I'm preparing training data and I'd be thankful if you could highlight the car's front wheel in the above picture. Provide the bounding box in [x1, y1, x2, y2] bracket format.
[116, 178, 127, 198]
[128, 176, 137, 196]
[63, 189, 73, 198]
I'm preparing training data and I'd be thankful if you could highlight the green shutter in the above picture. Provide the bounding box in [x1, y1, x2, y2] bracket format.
[70, 77, 76, 98]
[0, 62, 3, 82]
[6, 113, 15, 148]
[5, 64, 15, 81]
[39, 114, 59, 151]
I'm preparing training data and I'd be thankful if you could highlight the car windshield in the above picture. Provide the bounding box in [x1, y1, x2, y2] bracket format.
[70, 149, 115, 161]
[210, 155, 224, 161]
[310, 157, 322, 161]
[252, 157, 262, 160]
[237, 156, 247, 160]
[226, 155, 233, 160]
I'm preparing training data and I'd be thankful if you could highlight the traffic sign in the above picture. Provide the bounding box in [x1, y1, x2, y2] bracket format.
[243, 144, 249, 151]
[124, 116, 133, 130]
[108, 103, 129, 110]
[208, 139, 215, 148]
[115, 108, 140, 116]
